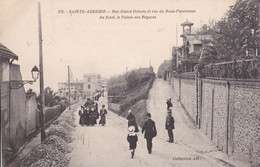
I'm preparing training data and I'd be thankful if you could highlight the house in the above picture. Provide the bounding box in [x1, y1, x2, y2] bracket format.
[138, 66, 154, 74]
[178, 20, 212, 72]
[58, 81, 83, 99]
[83, 73, 101, 97]
[1, 43, 38, 165]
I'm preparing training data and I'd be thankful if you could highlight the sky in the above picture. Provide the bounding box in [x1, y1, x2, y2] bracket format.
[0, 0, 236, 92]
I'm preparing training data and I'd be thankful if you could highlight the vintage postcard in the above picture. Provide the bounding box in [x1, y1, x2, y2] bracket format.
[0, 0, 259, 167]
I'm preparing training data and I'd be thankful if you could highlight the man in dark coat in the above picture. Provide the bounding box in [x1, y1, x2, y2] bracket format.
[166, 98, 173, 110]
[165, 110, 175, 143]
[127, 110, 136, 127]
[142, 113, 157, 154]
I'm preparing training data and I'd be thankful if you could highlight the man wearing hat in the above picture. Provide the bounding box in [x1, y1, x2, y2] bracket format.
[165, 109, 175, 143]
[127, 110, 136, 127]
[166, 98, 173, 110]
[142, 113, 157, 154]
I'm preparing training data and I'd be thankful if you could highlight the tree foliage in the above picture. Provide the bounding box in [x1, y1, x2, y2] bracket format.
[36, 86, 57, 107]
[209, 0, 259, 60]
[107, 69, 155, 96]
[157, 61, 172, 79]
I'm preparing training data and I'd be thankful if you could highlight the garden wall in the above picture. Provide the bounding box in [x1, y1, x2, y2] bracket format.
[25, 94, 39, 136]
[180, 78, 196, 123]
[108, 103, 121, 114]
[171, 74, 260, 165]
[44, 105, 62, 126]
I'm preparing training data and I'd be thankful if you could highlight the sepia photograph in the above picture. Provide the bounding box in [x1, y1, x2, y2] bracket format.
[0, 0, 259, 166]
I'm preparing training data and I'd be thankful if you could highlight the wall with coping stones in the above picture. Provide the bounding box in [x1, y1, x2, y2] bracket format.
[173, 77, 180, 98]
[108, 102, 121, 114]
[212, 84, 228, 152]
[180, 79, 196, 123]
[201, 83, 213, 139]
[171, 76, 260, 165]
[229, 84, 260, 165]
[200, 79, 260, 165]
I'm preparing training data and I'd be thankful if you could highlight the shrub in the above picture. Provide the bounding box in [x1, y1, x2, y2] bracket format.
[201, 58, 260, 79]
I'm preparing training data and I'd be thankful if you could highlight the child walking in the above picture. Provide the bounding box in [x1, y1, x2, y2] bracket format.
[127, 120, 139, 158]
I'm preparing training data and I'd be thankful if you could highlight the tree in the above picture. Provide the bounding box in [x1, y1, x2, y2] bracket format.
[229, 0, 259, 57]
[125, 71, 139, 89]
[209, 0, 259, 60]
[36, 86, 56, 107]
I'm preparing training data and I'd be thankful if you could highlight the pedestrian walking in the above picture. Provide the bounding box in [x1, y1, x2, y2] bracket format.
[84, 106, 90, 126]
[166, 98, 173, 110]
[89, 107, 97, 126]
[142, 113, 157, 154]
[165, 110, 175, 143]
[99, 105, 107, 126]
[127, 120, 139, 158]
[78, 105, 85, 126]
[127, 110, 136, 127]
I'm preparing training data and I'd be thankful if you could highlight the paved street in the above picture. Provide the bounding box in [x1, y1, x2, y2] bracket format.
[68, 79, 250, 167]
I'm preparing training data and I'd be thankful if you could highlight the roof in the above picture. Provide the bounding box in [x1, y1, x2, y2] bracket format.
[181, 20, 194, 26]
[0, 43, 18, 60]
[184, 34, 212, 45]
[186, 36, 202, 45]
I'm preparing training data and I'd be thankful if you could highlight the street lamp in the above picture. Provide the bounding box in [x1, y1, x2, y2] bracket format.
[31, 65, 39, 81]
[10, 66, 39, 89]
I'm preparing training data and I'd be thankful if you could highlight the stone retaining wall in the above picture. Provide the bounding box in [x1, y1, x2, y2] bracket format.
[171, 75, 260, 165]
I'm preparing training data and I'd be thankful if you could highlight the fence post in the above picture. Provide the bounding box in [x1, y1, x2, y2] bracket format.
[179, 75, 181, 101]
[211, 87, 215, 141]
[195, 68, 199, 126]
[226, 81, 231, 154]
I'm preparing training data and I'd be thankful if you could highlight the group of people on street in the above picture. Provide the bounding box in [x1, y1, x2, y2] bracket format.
[126, 110, 157, 158]
[126, 98, 175, 158]
[78, 97, 107, 126]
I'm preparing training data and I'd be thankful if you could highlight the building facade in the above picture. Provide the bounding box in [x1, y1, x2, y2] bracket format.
[83, 73, 101, 97]
[178, 20, 212, 72]
[57, 73, 102, 99]
[1, 43, 39, 165]
[57, 82, 83, 99]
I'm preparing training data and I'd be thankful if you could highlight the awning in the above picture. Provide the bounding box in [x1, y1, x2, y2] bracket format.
[0, 43, 18, 60]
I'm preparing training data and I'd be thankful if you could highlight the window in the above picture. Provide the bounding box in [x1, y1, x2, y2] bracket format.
[88, 84, 91, 89]
[88, 77, 91, 82]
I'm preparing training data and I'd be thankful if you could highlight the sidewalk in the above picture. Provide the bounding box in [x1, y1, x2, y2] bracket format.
[147, 79, 251, 167]
[6, 102, 82, 167]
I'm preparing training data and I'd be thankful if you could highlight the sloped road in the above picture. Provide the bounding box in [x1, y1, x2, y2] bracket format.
[68, 79, 249, 167]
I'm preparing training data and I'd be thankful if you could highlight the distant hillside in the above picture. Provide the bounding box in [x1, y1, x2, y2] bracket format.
[107, 67, 155, 126]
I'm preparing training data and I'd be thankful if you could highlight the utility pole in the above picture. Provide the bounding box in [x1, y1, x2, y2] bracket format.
[38, 2, 45, 142]
[68, 66, 71, 110]
[176, 23, 178, 70]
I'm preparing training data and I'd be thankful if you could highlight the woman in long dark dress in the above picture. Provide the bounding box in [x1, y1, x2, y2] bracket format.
[89, 106, 97, 126]
[78, 106, 85, 126]
[99, 105, 107, 126]
[84, 106, 90, 126]
[127, 120, 139, 158]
